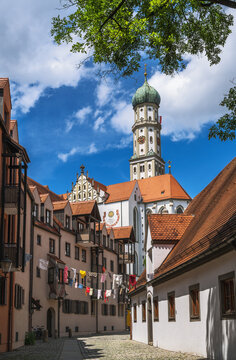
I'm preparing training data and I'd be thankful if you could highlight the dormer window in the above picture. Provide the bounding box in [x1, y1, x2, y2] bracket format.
[46, 209, 51, 225]
[65, 215, 70, 229]
[33, 203, 39, 219]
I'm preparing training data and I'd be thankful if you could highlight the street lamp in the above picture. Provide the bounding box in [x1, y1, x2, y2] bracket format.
[0, 258, 12, 275]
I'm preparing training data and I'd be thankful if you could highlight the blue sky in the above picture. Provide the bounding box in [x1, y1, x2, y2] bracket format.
[1, 1, 235, 199]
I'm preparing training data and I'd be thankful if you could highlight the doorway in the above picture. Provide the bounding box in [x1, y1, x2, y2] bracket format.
[147, 296, 153, 345]
[47, 308, 55, 337]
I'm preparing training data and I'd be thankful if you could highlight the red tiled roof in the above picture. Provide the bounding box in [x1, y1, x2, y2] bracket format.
[34, 220, 60, 236]
[148, 214, 193, 242]
[87, 177, 107, 193]
[130, 269, 146, 293]
[155, 157, 236, 278]
[53, 200, 69, 211]
[105, 181, 136, 204]
[27, 177, 62, 202]
[40, 193, 49, 203]
[70, 200, 96, 216]
[137, 174, 191, 203]
[48, 253, 65, 265]
[112, 226, 135, 242]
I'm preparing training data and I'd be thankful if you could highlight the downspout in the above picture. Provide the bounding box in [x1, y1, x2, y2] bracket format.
[28, 199, 34, 332]
[22, 164, 27, 272]
[16, 156, 22, 268]
[7, 272, 13, 352]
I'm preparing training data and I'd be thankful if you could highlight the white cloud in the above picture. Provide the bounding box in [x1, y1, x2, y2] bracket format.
[58, 142, 98, 162]
[94, 116, 105, 131]
[110, 101, 133, 134]
[75, 106, 92, 124]
[96, 78, 114, 107]
[0, 0, 92, 114]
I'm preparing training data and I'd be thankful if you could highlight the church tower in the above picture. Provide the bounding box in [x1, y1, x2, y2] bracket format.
[129, 67, 165, 180]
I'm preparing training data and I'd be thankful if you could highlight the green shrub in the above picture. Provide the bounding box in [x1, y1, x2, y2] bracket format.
[25, 332, 36, 345]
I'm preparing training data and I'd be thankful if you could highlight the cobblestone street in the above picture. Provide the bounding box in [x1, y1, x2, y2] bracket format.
[0, 333, 206, 360]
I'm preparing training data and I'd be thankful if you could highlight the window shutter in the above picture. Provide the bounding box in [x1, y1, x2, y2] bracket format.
[85, 302, 88, 314]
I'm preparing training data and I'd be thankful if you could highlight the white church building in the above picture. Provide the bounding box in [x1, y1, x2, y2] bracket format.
[65, 73, 191, 275]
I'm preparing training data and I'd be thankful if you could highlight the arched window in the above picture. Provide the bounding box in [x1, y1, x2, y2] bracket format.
[150, 136, 153, 144]
[134, 167, 136, 174]
[159, 206, 169, 214]
[176, 206, 184, 214]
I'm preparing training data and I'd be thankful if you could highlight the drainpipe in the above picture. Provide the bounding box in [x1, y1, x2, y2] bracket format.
[7, 272, 13, 352]
[22, 164, 27, 272]
[16, 156, 22, 268]
[28, 199, 34, 332]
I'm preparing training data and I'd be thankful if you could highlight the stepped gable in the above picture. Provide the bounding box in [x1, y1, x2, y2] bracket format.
[105, 180, 136, 204]
[137, 174, 191, 203]
[148, 214, 193, 243]
[87, 176, 107, 192]
[155, 158, 236, 277]
[27, 177, 62, 202]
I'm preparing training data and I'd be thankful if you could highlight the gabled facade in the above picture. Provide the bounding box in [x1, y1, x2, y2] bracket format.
[130, 158, 236, 360]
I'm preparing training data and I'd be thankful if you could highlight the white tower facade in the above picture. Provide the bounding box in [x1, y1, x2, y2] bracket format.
[129, 71, 165, 180]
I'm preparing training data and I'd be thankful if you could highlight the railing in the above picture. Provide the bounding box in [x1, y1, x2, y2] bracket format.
[119, 253, 135, 264]
[1, 186, 24, 214]
[76, 229, 100, 246]
[3, 243, 23, 270]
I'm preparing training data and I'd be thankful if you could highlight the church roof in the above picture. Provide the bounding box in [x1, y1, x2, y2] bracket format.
[137, 174, 191, 203]
[105, 180, 136, 204]
[148, 214, 193, 243]
[154, 157, 236, 278]
[132, 79, 160, 108]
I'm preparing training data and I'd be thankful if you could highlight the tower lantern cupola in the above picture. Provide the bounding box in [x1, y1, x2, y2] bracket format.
[129, 66, 165, 180]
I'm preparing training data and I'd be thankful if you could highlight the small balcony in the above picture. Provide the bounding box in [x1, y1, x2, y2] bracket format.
[119, 253, 135, 264]
[3, 243, 23, 270]
[76, 229, 100, 247]
[1, 185, 24, 215]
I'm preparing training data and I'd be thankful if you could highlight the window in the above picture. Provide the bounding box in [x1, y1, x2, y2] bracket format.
[14, 284, 24, 309]
[176, 206, 184, 214]
[133, 304, 137, 322]
[134, 167, 136, 174]
[219, 272, 236, 319]
[142, 301, 146, 322]
[103, 257, 107, 269]
[75, 246, 80, 260]
[48, 268, 54, 284]
[189, 284, 200, 321]
[36, 235, 41, 246]
[80, 301, 88, 314]
[46, 210, 51, 224]
[65, 216, 70, 229]
[118, 304, 124, 317]
[102, 304, 108, 316]
[103, 235, 106, 247]
[33, 204, 39, 219]
[168, 292, 175, 321]
[110, 305, 116, 316]
[65, 242, 71, 257]
[150, 136, 153, 144]
[91, 300, 96, 315]
[0, 277, 7, 305]
[67, 270, 71, 284]
[110, 260, 114, 272]
[82, 249, 86, 262]
[81, 276, 86, 287]
[153, 297, 159, 321]
[110, 239, 114, 251]
[49, 238, 55, 254]
[140, 165, 145, 172]
[148, 164, 151, 170]
[36, 267, 41, 278]
[63, 299, 72, 314]
[58, 269, 64, 284]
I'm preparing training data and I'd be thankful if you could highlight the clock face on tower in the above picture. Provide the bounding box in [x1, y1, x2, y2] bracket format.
[138, 135, 146, 144]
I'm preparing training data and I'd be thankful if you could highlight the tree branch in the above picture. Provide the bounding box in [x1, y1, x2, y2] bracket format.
[99, 0, 127, 31]
[200, 0, 236, 9]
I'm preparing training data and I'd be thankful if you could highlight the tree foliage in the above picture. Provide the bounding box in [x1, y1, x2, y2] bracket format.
[209, 86, 236, 141]
[51, 0, 235, 141]
[51, 0, 233, 76]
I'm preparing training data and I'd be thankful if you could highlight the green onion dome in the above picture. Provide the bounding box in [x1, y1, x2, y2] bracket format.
[132, 79, 161, 108]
